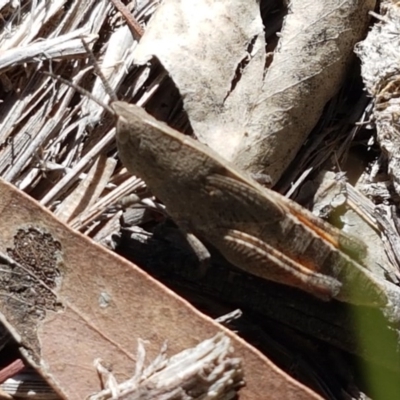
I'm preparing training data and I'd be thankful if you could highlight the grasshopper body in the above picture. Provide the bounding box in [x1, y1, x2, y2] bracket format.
[114, 102, 388, 306]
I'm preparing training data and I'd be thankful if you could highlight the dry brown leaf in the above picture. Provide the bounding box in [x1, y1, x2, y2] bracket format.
[233, 0, 376, 183]
[133, 0, 376, 184]
[0, 177, 322, 400]
[132, 0, 266, 160]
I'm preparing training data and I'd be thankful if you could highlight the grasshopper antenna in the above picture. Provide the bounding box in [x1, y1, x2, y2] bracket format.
[80, 37, 119, 103]
[43, 37, 119, 116]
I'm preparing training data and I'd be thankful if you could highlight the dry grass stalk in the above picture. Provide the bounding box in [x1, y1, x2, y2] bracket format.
[0, 0, 160, 243]
[89, 334, 243, 400]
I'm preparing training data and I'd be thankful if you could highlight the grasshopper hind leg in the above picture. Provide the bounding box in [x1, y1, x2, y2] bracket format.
[215, 229, 342, 301]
